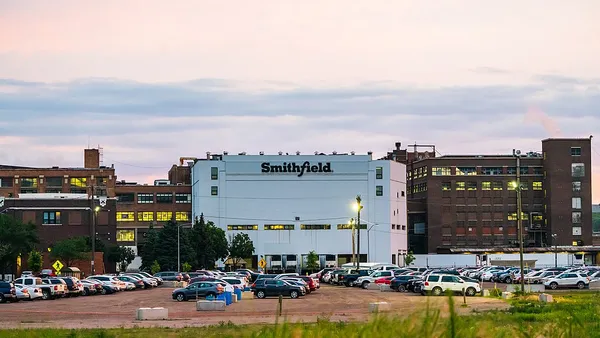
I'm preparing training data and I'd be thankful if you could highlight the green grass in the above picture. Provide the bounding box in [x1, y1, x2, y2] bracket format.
[2, 293, 600, 337]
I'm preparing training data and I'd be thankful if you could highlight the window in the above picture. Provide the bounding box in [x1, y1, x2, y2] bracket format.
[571, 147, 581, 156]
[116, 212, 135, 221]
[519, 182, 528, 190]
[175, 212, 190, 221]
[43, 211, 61, 224]
[572, 197, 582, 209]
[211, 167, 218, 180]
[467, 182, 477, 191]
[264, 224, 294, 230]
[533, 182, 542, 191]
[337, 223, 367, 230]
[456, 182, 465, 190]
[572, 182, 581, 192]
[157, 212, 173, 221]
[156, 193, 173, 204]
[211, 186, 218, 196]
[456, 167, 477, 175]
[20, 178, 38, 188]
[492, 181, 503, 190]
[46, 177, 62, 187]
[376, 185, 383, 196]
[506, 167, 517, 175]
[137, 212, 154, 222]
[432, 167, 451, 176]
[227, 225, 258, 230]
[481, 167, 503, 175]
[422, 166, 428, 177]
[69, 177, 87, 188]
[0, 177, 12, 187]
[175, 193, 191, 203]
[137, 193, 154, 204]
[96, 177, 108, 186]
[117, 230, 135, 242]
[572, 212, 582, 224]
[116, 193, 134, 203]
[301, 224, 331, 230]
[573, 227, 582, 236]
[376, 167, 383, 179]
[441, 182, 451, 191]
[481, 182, 491, 190]
[572, 163, 585, 177]
[520, 167, 529, 175]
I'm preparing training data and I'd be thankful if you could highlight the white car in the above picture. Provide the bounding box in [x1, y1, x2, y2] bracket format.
[355, 270, 395, 289]
[15, 285, 43, 300]
[422, 274, 481, 296]
[544, 273, 590, 290]
[222, 277, 247, 290]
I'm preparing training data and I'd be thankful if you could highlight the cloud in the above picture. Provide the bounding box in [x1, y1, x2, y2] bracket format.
[1, 77, 599, 202]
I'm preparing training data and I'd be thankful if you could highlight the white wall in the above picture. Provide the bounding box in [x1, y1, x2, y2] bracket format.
[192, 154, 407, 263]
[413, 253, 586, 268]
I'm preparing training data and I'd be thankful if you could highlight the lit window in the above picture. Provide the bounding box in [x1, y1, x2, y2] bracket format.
[467, 182, 477, 190]
[116, 212, 135, 221]
[422, 166, 428, 177]
[572, 197, 582, 209]
[572, 182, 581, 192]
[571, 147, 581, 156]
[20, 178, 38, 188]
[376, 185, 383, 196]
[137, 212, 154, 222]
[301, 224, 331, 230]
[137, 193, 154, 204]
[264, 224, 294, 230]
[211, 186, 218, 196]
[572, 163, 585, 177]
[441, 182, 451, 191]
[116, 230, 135, 242]
[211, 167, 219, 180]
[572, 212, 582, 224]
[336, 223, 367, 230]
[175, 212, 190, 221]
[456, 167, 477, 176]
[157, 212, 173, 221]
[43, 211, 61, 225]
[69, 177, 87, 188]
[456, 182, 465, 190]
[227, 225, 258, 230]
[481, 182, 491, 190]
[492, 181, 503, 190]
[533, 182, 542, 190]
[431, 167, 451, 176]
[376, 167, 383, 179]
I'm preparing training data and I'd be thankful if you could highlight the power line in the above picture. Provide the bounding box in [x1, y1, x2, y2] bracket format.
[104, 158, 168, 169]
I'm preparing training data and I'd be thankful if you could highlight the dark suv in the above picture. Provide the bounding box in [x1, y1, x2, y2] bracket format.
[0, 281, 17, 303]
[252, 278, 303, 299]
[58, 277, 82, 297]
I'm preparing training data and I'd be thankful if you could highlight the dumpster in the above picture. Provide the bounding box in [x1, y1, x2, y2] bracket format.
[234, 288, 242, 301]
[225, 291, 232, 305]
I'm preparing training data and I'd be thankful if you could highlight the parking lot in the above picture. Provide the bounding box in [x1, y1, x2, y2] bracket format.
[0, 284, 509, 329]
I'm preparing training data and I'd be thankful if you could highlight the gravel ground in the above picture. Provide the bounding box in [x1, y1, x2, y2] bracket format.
[0, 285, 511, 329]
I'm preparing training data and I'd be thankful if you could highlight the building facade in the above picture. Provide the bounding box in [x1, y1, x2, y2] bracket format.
[384, 138, 595, 260]
[191, 152, 407, 270]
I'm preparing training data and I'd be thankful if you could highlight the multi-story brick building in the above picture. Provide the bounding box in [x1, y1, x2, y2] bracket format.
[383, 138, 595, 255]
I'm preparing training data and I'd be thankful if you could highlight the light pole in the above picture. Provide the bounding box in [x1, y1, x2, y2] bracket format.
[552, 233, 558, 268]
[350, 218, 356, 268]
[177, 223, 181, 273]
[366, 222, 379, 262]
[513, 148, 525, 293]
[354, 196, 363, 269]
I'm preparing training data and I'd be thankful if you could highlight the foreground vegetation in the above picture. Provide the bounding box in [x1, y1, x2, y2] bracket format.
[2, 292, 600, 338]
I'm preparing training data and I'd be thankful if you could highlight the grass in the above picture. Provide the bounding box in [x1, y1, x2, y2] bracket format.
[2, 292, 600, 337]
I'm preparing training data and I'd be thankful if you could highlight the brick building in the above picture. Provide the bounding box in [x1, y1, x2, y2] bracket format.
[383, 138, 595, 255]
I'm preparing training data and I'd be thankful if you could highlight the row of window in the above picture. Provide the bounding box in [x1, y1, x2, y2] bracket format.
[116, 193, 191, 204]
[429, 166, 542, 176]
[441, 181, 543, 191]
[116, 211, 191, 222]
[0, 177, 108, 188]
[211, 186, 387, 197]
[227, 224, 370, 231]
[210, 167, 388, 180]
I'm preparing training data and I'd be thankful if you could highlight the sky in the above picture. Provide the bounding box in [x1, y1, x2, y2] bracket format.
[0, 0, 599, 203]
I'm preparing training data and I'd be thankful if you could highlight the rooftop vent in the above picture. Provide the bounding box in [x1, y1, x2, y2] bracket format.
[332, 151, 337, 155]
[238, 152, 246, 155]
[314, 151, 319, 155]
[259, 151, 264, 155]
[367, 151, 373, 155]
[351, 151, 355, 155]
[296, 151, 300, 155]
[223, 151, 228, 155]
[278, 151, 283, 155]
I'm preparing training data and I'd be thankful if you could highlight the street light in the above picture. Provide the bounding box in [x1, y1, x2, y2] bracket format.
[91, 204, 100, 276]
[353, 196, 363, 269]
[552, 233, 558, 268]
[512, 148, 525, 293]
[365, 222, 379, 262]
[349, 218, 356, 267]
[177, 222, 193, 272]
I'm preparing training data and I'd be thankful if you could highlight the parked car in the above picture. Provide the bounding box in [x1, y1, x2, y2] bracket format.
[40, 278, 68, 299]
[154, 271, 182, 281]
[79, 279, 101, 296]
[123, 273, 158, 288]
[544, 273, 590, 290]
[0, 281, 17, 303]
[390, 275, 421, 292]
[422, 274, 481, 296]
[172, 281, 224, 301]
[222, 277, 247, 290]
[253, 278, 303, 299]
[117, 275, 145, 289]
[338, 269, 371, 287]
[356, 270, 396, 289]
[57, 277, 83, 297]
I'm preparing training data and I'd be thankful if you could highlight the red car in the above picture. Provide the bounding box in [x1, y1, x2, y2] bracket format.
[375, 277, 394, 285]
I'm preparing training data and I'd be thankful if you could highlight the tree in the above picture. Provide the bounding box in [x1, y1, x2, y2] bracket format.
[106, 246, 136, 272]
[305, 250, 320, 273]
[0, 214, 39, 279]
[150, 260, 161, 274]
[50, 237, 87, 267]
[190, 214, 228, 269]
[404, 251, 416, 266]
[182, 262, 191, 272]
[27, 250, 43, 274]
[153, 220, 195, 271]
[140, 223, 158, 270]
[84, 236, 106, 253]
[228, 233, 255, 270]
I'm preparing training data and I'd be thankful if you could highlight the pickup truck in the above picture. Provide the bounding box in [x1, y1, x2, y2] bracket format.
[355, 270, 396, 289]
[14, 277, 66, 300]
[338, 269, 372, 287]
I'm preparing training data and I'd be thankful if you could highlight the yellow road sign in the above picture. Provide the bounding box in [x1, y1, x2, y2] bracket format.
[258, 259, 266, 269]
[52, 260, 64, 272]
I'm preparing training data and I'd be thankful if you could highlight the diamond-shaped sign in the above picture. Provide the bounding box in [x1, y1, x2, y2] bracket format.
[52, 260, 64, 272]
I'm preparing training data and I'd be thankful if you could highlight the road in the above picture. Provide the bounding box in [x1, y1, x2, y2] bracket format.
[0, 285, 509, 329]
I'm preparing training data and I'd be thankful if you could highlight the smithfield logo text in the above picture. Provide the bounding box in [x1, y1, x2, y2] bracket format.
[261, 162, 333, 177]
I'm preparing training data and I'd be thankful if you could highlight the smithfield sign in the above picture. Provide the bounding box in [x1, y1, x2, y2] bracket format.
[261, 161, 333, 177]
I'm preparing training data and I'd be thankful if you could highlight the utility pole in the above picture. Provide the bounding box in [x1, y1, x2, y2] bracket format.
[351, 218, 356, 268]
[90, 184, 96, 275]
[552, 233, 558, 268]
[177, 223, 181, 272]
[514, 149, 525, 293]
[356, 195, 363, 269]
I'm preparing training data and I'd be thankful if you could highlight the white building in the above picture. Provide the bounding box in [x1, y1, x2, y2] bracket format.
[191, 152, 407, 271]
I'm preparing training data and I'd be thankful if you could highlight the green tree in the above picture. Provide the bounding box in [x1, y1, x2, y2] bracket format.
[0, 214, 39, 279]
[182, 262, 191, 272]
[228, 233, 255, 270]
[404, 251, 416, 266]
[190, 214, 228, 269]
[106, 246, 136, 272]
[27, 250, 43, 274]
[154, 220, 195, 271]
[50, 237, 87, 267]
[140, 223, 158, 270]
[84, 236, 106, 253]
[306, 250, 320, 273]
[150, 260, 161, 274]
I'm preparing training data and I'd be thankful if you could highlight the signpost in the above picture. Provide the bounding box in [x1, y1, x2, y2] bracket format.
[52, 260, 64, 275]
[258, 258, 266, 271]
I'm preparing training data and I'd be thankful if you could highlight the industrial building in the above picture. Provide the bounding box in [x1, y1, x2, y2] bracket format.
[191, 151, 408, 270]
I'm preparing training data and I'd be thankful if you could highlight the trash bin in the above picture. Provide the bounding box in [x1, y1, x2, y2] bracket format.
[225, 292, 232, 305]
[235, 288, 242, 301]
[217, 293, 227, 304]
